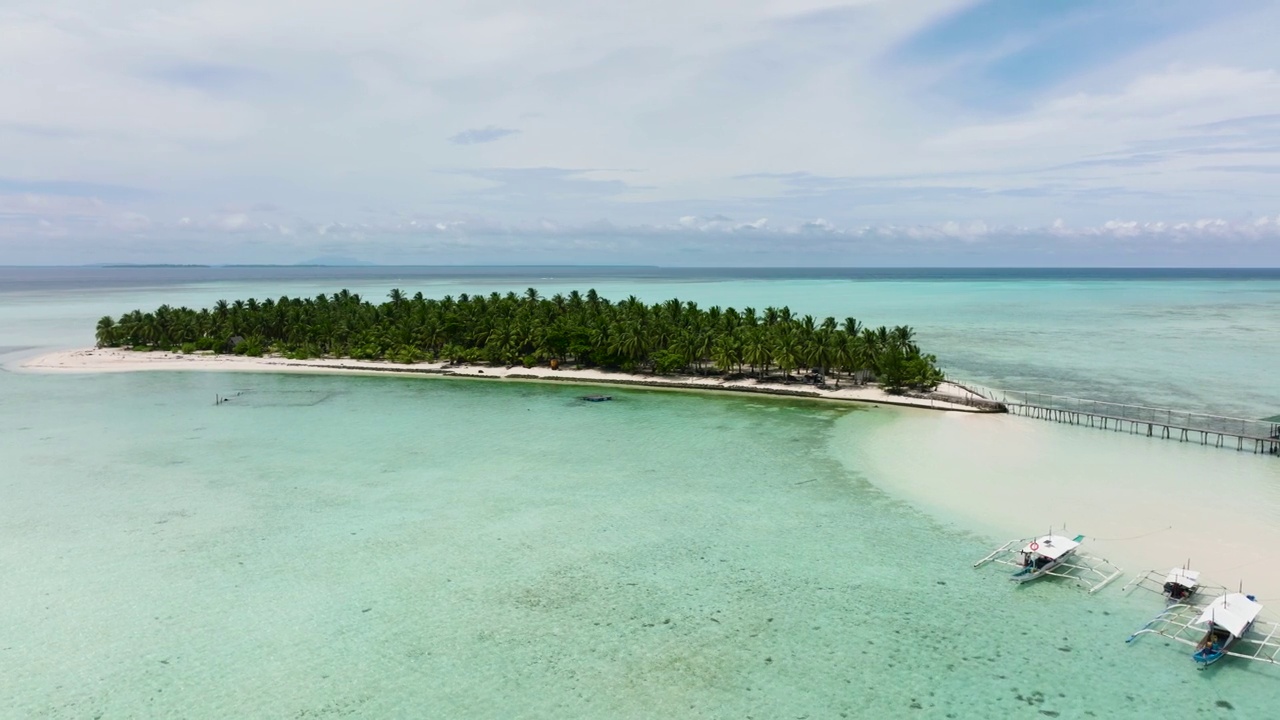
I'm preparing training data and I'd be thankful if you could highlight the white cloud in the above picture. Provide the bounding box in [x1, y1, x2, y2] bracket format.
[216, 213, 250, 231]
[932, 67, 1280, 159]
[8, 202, 1278, 265]
[1, 1, 1279, 263]
[449, 126, 520, 145]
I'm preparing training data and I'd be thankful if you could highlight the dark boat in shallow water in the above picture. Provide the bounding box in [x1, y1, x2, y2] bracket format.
[1121, 566, 1206, 604]
[581, 395, 612, 402]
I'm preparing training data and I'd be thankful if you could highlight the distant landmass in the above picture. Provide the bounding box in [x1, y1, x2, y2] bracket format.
[86, 258, 379, 268]
[90, 263, 211, 268]
[296, 256, 377, 267]
[82, 261, 664, 268]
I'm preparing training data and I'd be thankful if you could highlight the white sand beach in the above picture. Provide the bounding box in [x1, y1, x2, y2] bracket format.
[845, 409, 1280, 602]
[21, 347, 998, 413]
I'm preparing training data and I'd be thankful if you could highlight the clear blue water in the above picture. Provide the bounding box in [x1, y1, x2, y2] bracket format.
[2, 267, 1278, 717]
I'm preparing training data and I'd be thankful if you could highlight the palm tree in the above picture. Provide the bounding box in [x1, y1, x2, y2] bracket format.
[669, 331, 696, 373]
[814, 328, 839, 379]
[610, 322, 646, 366]
[743, 330, 771, 378]
[711, 334, 740, 376]
[95, 316, 116, 347]
[773, 330, 799, 380]
[891, 325, 916, 349]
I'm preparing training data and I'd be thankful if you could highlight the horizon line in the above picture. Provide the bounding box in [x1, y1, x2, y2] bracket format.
[3, 264, 1280, 271]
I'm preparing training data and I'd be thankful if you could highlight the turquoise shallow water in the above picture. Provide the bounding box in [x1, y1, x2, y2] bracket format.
[2, 370, 1273, 718]
[2, 269, 1279, 717]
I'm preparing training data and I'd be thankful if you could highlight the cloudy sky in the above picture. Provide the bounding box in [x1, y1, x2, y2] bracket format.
[3, 0, 1280, 265]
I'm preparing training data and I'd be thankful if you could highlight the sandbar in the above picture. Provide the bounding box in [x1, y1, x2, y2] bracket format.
[845, 409, 1280, 601]
[20, 347, 1001, 414]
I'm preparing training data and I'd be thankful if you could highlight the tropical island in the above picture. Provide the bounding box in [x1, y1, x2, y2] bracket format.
[42, 288, 1002, 412]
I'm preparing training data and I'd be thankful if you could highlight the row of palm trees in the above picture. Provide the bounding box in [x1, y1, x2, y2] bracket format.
[95, 288, 945, 392]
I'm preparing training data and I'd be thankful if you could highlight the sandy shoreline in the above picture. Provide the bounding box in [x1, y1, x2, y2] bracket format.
[847, 409, 1280, 602]
[20, 347, 1001, 413]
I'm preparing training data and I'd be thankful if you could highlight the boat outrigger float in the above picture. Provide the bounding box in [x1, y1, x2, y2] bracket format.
[1127, 592, 1280, 668]
[973, 533, 1122, 593]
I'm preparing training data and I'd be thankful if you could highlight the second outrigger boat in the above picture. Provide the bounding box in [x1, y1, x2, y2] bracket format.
[974, 531, 1123, 593]
[1121, 563, 1228, 606]
[1164, 567, 1200, 603]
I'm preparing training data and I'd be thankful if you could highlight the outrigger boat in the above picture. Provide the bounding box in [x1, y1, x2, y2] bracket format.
[973, 532, 1122, 593]
[1010, 535, 1078, 584]
[1165, 567, 1200, 603]
[1192, 594, 1261, 666]
[1127, 592, 1280, 668]
[1121, 564, 1225, 606]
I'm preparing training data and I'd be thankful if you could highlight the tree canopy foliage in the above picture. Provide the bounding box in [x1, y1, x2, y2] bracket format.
[95, 288, 945, 392]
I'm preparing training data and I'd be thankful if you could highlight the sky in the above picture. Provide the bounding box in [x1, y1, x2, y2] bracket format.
[2, 0, 1280, 266]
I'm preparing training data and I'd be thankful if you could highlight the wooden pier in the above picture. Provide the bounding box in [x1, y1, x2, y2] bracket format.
[960, 385, 1280, 457]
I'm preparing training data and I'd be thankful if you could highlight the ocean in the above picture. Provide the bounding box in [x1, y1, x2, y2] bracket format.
[2, 267, 1278, 718]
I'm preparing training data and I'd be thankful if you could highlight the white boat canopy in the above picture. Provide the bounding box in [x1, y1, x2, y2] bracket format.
[1165, 567, 1200, 588]
[975, 533, 1122, 594]
[1021, 535, 1080, 561]
[1194, 593, 1264, 639]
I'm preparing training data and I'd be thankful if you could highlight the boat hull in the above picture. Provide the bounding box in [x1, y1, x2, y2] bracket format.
[1193, 641, 1232, 667]
[1193, 623, 1250, 668]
